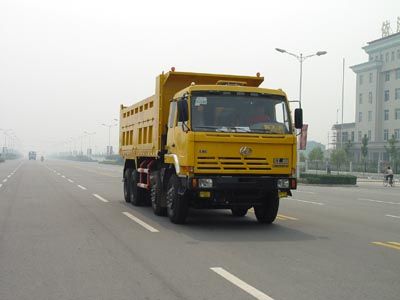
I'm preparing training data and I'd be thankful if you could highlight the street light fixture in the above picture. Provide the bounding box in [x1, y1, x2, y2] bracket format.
[275, 47, 327, 178]
[275, 48, 327, 108]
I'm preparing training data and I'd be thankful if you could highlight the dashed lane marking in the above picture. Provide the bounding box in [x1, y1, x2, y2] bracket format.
[77, 185, 87, 190]
[277, 214, 298, 221]
[386, 214, 400, 219]
[210, 267, 274, 300]
[93, 194, 109, 203]
[2, 179, 7, 183]
[61, 175, 66, 178]
[122, 212, 159, 233]
[7, 175, 11, 178]
[0, 184, 2, 188]
[68, 179, 74, 183]
[286, 198, 324, 206]
[358, 198, 400, 205]
[372, 241, 400, 251]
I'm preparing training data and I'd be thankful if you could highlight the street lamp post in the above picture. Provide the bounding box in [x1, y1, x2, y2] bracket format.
[0, 129, 13, 153]
[102, 119, 118, 156]
[84, 131, 96, 156]
[275, 48, 327, 177]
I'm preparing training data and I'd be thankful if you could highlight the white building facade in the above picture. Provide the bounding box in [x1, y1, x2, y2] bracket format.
[334, 31, 400, 162]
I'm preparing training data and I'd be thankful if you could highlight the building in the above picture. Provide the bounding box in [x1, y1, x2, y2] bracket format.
[333, 28, 400, 162]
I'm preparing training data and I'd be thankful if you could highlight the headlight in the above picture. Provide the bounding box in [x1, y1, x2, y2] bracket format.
[277, 179, 289, 189]
[199, 178, 213, 188]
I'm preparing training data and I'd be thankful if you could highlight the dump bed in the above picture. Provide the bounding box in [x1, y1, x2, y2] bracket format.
[119, 71, 264, 159]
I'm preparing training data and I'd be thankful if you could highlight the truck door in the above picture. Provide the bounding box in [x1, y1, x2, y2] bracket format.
[166, 101, 177, 153]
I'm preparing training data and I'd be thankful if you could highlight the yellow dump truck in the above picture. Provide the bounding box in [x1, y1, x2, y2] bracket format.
[120, 69, 302, 224]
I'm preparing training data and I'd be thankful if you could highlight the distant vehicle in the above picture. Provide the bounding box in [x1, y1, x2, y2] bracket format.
[119, 69, 302, 224]
[28, 151, 37, 160]
[40, 156, 44, 162]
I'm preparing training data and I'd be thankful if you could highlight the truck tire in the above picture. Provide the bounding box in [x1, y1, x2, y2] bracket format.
[129, 169, 143, 206]
[150, 172, 167, 216]
[123, 169, 131, 202]
[254, 191, 279, 224]
[166, 174, 188, 224]
[231, 207, 248, 217]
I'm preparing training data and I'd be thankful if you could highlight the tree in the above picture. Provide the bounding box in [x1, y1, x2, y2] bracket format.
[330, 148, 346, 173]
[361, 134, 369, 173]
[299, 152, 306, 163]
[308, 147, 324, 171]
[384, 134, 399, 172]
[308, 147, 324, 161]
[343, 140, 353, 162]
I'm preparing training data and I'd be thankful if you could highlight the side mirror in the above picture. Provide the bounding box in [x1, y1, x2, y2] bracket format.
[294, 108, 303, 129]
[177, 98, 189, 122]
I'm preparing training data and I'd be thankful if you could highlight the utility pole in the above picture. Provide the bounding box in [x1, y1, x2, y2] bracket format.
[341, 58, 345, 149]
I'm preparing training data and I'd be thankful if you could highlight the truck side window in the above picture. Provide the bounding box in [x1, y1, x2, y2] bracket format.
[168, 101, 177, 128]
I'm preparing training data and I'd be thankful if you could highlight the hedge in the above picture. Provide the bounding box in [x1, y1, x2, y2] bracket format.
[300, 173, 357, 185]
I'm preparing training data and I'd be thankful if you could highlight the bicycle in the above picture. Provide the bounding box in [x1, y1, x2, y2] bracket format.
[383, 176, 394, 187]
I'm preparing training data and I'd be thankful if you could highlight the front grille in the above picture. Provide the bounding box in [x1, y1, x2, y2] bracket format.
[196, 156, 271, 172]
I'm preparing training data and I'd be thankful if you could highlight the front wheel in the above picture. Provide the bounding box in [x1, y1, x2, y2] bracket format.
[166, 174, 189, 224]
[254, 191, 279, 224]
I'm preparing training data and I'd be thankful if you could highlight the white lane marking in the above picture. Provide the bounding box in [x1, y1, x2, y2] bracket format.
[53, 170, 56, 173]
[122, 212, 159, 233]
[2, 179, 7, 183]
[0, 184, 2, 188]
[210, 267, 274, 300]
[68, 179, 74, 183]
[57, 173, 61, 176]
[77, 185, 87, 190]
[93, 193, 109, 203]
[287, 198, 324, 206]
[7, 175, 11, 178]
[386, 214, 400, 219]
[61, 175, 66, 178]
[358, 198, 400, 205]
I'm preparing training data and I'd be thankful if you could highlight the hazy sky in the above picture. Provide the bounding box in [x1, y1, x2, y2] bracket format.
[1, 0, 400, 154]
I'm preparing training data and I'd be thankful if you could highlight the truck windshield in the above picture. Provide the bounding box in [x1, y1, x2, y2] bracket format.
[190, 91, 291, 134]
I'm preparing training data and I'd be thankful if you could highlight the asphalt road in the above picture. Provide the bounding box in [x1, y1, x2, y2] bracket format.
[0, 159, 399, 300]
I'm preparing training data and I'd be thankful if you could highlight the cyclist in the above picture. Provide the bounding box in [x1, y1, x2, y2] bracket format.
[385, 166, 394, 185]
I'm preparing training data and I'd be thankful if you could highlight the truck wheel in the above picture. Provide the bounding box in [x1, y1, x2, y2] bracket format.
[166, 174, 188, 224]
[150, 172, 167, 216]
[231, 207, 248, 217]
[123, 169, 131, 203]
[129, 169, 143, 206]
[254, 191, 279, 224]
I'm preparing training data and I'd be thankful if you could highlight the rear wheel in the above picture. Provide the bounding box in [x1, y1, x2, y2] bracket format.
[130, 170, 143, 206]
[231, 207, 248, 217]
[151, 172, 167, 216]
[123, 169, 131, 203]
[254, 191, 279, 224]
[166, 174, 189, 224]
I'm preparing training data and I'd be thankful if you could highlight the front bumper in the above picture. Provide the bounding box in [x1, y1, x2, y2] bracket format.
[181, 175, 296, 208]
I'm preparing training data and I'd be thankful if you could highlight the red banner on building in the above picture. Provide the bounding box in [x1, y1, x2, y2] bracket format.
[298, 124, 308, 150]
